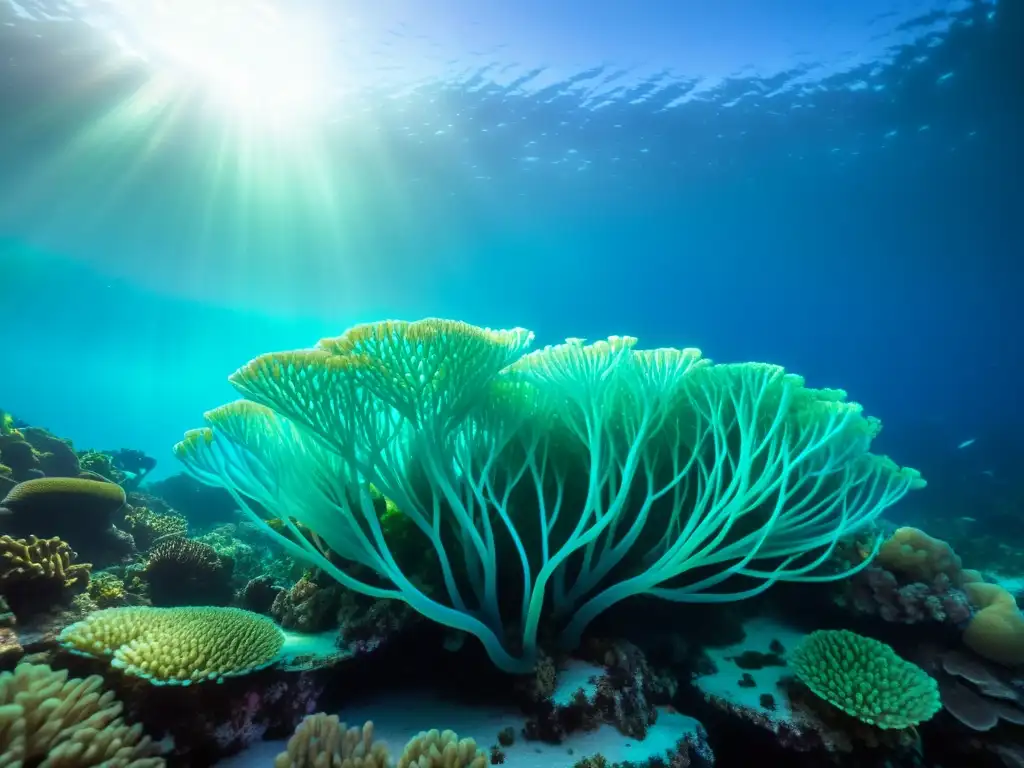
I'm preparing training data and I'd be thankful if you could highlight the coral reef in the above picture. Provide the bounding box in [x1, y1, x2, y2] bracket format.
[0, 424, 80, 480]
[275, 715, 390, 768]
[272, 574, 341, 633]
[0, 661, 168, 766]
[239, 574, 283, 614]
[144, 473, 240, 527]
[57, 605, 285, 685]
[121, 504, 188, 552]
[837, 526, 974, 626]
[0, 534, 91, 617]
[523, 639, 672, 744]
[0, 476, 134, 567]
[87, 571, 130, 609]
[143, 538, 233, 607]
[690, 617, 924, 761]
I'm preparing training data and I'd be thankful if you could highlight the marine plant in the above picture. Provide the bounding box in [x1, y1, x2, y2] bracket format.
[174, 318, 923, 673]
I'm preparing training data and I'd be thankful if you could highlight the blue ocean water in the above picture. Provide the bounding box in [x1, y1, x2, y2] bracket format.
[1, 3, 1023, 766]
[2, 1, 1019, 493]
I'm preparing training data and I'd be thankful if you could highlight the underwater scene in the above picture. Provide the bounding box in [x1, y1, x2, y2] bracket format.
[0, 0, 1021, 766]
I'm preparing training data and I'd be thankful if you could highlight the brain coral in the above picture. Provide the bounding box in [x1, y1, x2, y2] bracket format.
[0, 661, 167, 767]
[2, 476, 126, 515]
[57, 605, 285, 685]
[790, 629, 941, 729]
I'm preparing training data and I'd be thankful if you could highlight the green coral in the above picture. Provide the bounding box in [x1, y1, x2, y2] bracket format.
[79, 450, 125, 485]
[790, 629, 940, 729]
[57, 605, 285, 685]
[88, 571, 128, 608]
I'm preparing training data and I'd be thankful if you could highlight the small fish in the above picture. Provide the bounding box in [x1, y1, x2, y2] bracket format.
[958, 516, 976, 523]
[957, 438, 976, 449]
[981, 470, 995, 478]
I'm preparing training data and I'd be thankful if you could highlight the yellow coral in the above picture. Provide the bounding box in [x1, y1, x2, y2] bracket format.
[57, 606, 284, 685]
[397, 729, 488, 768]
[0, 661, 167, 767]
[275, 715, 390, 768]
[0, 534, 91, 589]
[87, 572, 127, 608]
[876, 526, 963, 584]
[963, 582, 1024, 665]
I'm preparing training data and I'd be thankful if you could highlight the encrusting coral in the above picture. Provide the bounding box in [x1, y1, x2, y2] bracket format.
[0, 533, 91, 616]
[0, 661, 168, 767]
[790, 629, 941, 729]
[275, 715, 390, 768]
[57, 605, 285, 685]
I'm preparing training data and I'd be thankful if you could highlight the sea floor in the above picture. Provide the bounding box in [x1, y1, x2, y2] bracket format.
[217, 691, 699, 768]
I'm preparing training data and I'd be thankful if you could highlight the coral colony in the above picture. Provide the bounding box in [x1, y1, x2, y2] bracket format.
[2, 318, 1023, 767]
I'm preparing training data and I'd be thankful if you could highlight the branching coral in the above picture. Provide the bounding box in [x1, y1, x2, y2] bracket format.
[275, 715, 390, 768]
[57, 605, 285, 685]
[0, 533, 91, 616]
[790, 629, 941, 729]
[143, 538, 232, 606]
[0, 661, 168, 766]
[398, 729, 488, 768]
[173, 318, 924, 673]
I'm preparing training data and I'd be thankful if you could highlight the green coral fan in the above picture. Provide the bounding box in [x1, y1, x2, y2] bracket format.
[790, 629, 941, 729]
[0, 661, 167, 766]
[174, 318, 924, 673]
[57, 605, 285, 685]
